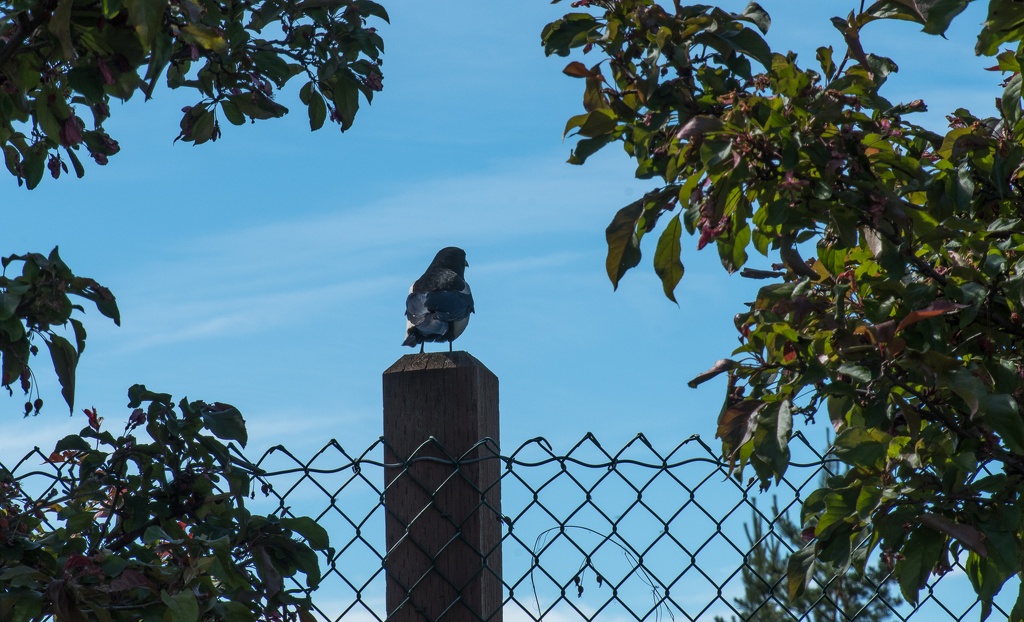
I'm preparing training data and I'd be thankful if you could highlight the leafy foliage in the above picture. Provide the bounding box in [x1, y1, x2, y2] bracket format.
[0, 0, 387, 188]
[0, 386, 329, 621]
[0, 247, 119, 413]
[545, 0, 1024, 617]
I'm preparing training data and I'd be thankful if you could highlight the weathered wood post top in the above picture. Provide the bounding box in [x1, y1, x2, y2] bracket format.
[382, 351, 502, 622]
[383, 351, 498, 448]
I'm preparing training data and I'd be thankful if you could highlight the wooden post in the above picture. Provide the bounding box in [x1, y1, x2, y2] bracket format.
[382, 352, 502, 622]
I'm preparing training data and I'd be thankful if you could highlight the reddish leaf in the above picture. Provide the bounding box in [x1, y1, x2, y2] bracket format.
[895, 300, 969, 333]
[83, 406, 102, 431]
[688, 359, 737, 388]
[717, 398, 764, 473]
[109, 569, 155, 591]
[676, 115, 723, 141]
[562, 61, 595, 78]
[48, 579, 86, 622]
[919, 513, 988, 557]
[605, 200, 644, 289]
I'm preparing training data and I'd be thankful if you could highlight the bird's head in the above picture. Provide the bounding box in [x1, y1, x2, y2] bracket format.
[431, 247, 469, 274]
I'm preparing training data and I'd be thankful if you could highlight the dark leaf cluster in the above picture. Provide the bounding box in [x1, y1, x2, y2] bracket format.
[0, 247, 118, 413]
[545, 0, 1024, 618]
[0, 386, 330, 621]
[0, 0, 388, 187]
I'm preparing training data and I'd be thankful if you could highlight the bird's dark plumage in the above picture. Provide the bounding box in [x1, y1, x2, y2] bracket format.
[403, 247, 474, 352]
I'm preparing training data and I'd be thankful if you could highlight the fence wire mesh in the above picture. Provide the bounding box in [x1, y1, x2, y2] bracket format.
[2, 432, 1007, 621]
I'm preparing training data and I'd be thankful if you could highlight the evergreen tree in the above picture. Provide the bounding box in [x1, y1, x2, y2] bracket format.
[717, 466, 903, 621]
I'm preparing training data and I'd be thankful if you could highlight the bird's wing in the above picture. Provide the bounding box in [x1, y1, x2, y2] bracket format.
[411, 269, 465, 294]
[423, 289, 474, 321]
[405, 292, 430, 324]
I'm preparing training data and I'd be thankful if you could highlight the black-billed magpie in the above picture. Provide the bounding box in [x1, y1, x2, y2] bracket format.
[403, 247, 474, 353]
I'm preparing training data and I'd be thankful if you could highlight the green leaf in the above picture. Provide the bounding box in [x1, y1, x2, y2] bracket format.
[54, 434, 90, 453]
[816, 46, 836, 80]
[65, 509, 96, 533]
[281, 516, 330, 550]
[896, 524, 944, 604]
[299, 81, 313, 105]
[48, 0, 76, 60]
[127, 384, 173, 408]
[252, 51, 294, 88]
[576, 108, 617, 138]
[230, 93, 288, 121]
[875, 0, 970, 35]
[220, 99, 245, 126]
[308, 91, 327, 131]
[541, 13, 598, 57]
[201, 403, 248, 447]
[836, 362, 872, 383]
[354, 0, 389, 22]
[719, 223, 749, 273]
[978, 0, 1024, 55]
[143, 525, 175, 544]
[814, 490, 853, 538]
[23, 150, 45, 190]
[787, 546, 816, 601]
[64, 148, 85, 178]
[719, 26, 773, 70]
[190, 110, 216, 145]
[567, 134, 614, 164]
[834, 427, 892, 469]
[125, 0, 167, 51]
[330, 72, 360, 131]
[181, 24, 228, 54]
[144, 32, 173, 95]
[653, 215, 685, 302]
[160, 591, 199, 622]
[605, 200, 644, 289]
[946, 368, 985, 418]
[44, 334, 78, 412]
[69, 318, 86, 354]
[0, 292, 18, 320]
[738, 2, 771, 34]
[855, 484, 882, 520]
[1010, 580, 1024, 622]
[966, 544, 1016, 614]
[981, 394, 1024, 453]
[0, 565, 47, 587]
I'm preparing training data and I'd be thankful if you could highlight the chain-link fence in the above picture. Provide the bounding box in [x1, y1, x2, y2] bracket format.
[3, 432, 1008, 621]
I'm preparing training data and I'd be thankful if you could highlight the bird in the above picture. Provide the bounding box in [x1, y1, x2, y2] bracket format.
[403, 247, 474, 353]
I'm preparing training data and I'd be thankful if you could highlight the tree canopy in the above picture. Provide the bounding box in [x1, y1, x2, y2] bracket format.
[544, 0, 1024, 618]
[0, 0, 386, 188]
[1, 0, 384, 618]
[1, 387, 330, 621]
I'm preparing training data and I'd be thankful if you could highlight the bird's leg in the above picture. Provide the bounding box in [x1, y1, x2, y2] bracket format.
[448, 340, 453, 352]
[419, 343, 424, 354]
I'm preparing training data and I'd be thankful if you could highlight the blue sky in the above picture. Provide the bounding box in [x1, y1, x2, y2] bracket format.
[3, 0, 1008, 617]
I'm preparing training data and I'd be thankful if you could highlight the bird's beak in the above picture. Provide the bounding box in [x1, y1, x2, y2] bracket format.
[465, 260, 470, 267]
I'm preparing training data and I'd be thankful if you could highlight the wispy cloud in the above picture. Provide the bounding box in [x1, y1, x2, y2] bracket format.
[95, 151, 654, 353]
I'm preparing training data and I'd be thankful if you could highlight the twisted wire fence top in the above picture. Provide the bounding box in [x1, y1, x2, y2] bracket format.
[3, 433, 1005, 621]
